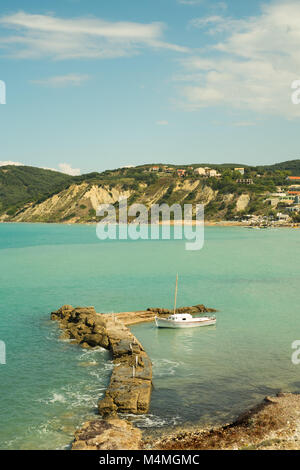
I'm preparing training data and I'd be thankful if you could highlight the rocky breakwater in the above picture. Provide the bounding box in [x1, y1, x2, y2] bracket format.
[51, 304, 153, 449]
[147, 304, 216, 316]
[51, 305, 152, 416]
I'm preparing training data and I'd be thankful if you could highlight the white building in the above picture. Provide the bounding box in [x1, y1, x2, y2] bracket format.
[194, 167, 207, 176]
[276, 212, 290, 220]
[194, 167, 221, 177]
[207, 169, 221, 178]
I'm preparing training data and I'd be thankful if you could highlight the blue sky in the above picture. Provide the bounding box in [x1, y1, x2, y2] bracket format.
[0, 0, 300, 175]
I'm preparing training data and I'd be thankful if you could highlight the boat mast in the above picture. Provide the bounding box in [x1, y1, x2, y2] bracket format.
[173, 273, 178, 315]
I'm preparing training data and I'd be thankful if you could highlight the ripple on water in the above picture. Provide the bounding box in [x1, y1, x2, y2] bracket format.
[152, 358, 182, 377]
[124, 413, 182, 429]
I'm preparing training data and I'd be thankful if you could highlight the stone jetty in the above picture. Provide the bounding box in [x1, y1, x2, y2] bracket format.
[51, 303, 216, 450]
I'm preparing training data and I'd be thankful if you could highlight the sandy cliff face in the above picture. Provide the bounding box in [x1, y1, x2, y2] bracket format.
[82, 185, 131, 208]
[8, 183, 132, 223]
[0, 178, 252, 223]
[236, 194, 250, 212]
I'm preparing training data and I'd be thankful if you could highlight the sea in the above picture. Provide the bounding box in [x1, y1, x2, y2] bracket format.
[0, 223, 300, 449]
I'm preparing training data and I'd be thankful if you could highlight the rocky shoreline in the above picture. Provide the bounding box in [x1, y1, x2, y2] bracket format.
[51, 303, 215, 450]
[151, 392, 300, 450]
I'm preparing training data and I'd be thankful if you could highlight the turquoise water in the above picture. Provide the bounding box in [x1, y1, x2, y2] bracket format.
[0, 223, 300, 449]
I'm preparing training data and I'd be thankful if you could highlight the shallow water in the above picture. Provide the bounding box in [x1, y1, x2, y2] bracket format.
[0, 223, 300, 448]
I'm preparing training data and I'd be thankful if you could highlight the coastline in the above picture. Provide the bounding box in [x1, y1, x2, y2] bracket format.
[0, 220, 298, 228]
[150, 393, 300, 450]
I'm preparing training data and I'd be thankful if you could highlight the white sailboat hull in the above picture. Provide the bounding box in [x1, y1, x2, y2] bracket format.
[155, 316, 216, 329]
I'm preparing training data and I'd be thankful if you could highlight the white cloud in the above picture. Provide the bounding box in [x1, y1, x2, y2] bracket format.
[156, 120, 169, 126]
[0, 160, 24, 166]
[58, 163, 81, 176]
[233, 121, 256, 127]
[31, 73, 90, 87]
[177, 0, 300, 118]
[189, 15, 242, 33]
[0, 11, 188, 60]
[178, 0, 227, 8]
[178, 0, 204, 4]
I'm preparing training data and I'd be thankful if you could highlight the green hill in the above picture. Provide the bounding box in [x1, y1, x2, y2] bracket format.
[0, 165, 73, 215]
[0, 160, 299, 223]
[261, 159, 300, 175]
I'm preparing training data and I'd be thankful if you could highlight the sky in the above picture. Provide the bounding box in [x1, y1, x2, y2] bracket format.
[0, 0, 300, 175]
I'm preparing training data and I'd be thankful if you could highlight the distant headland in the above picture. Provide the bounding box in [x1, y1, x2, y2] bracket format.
[1, 161, 300, 226]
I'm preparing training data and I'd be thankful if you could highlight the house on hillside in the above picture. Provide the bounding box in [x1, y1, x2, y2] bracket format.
[286, 205, 300, 212]
[237, 178, 253, 185]
[207, 169, 221, 178]
[194, 167, 221, 177]
[288, 191, 300, 197]
[277, 212, 290, 221]
[286, 176, 300, 183]
[234, 167, 245, 175]
[194, 167, 207, 176]
[177, 169, 186, 177]
[162, 166, 174, 173]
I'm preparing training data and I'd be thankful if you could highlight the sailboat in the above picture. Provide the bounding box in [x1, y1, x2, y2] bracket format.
[154, 274, 216, 329]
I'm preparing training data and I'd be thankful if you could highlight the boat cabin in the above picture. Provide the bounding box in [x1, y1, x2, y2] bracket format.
[168, 313, 193, 322]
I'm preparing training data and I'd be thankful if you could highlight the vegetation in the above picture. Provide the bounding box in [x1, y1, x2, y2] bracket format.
[0, 165, 72, 215]
[259, 159, 300, 175]
[1, 160, 300, 222]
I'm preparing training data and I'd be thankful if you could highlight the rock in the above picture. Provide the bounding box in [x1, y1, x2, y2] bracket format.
[137, 381, 152, 413]
[147, 304, 217, 315]
[135, 356, 152, 381]
[98, 396, 118, 417]
[73, 306, 96, 315]
[112, 338, 141, 358]
[59, 330, 71, 341]
[72, 418, 142, 450]
[108, 387, 140, 414]
[81, 333, 107, 348]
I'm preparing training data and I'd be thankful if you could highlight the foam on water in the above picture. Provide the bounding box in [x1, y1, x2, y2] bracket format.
[124, 413, 181, 429]
[152, 359, 182, 377]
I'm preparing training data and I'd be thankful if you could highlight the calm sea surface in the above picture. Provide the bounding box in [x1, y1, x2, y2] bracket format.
[0, 223, 300, 449]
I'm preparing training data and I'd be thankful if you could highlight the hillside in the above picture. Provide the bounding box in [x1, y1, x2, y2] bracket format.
[0, 161, 299, 224]
[0, 165, 73, 215]
[261, 159, 300, 175]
